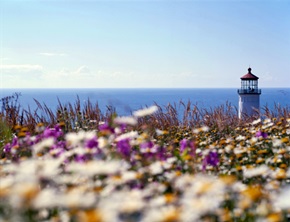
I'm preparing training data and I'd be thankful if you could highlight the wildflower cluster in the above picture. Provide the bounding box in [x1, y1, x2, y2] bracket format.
[1, 106, 290, 221]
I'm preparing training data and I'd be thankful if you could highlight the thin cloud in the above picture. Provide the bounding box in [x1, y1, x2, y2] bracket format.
[41, 66, 92, 81]
[0, 64, 43, 75]
[39, 52, 67, 57]
[75, 66, 91, 75]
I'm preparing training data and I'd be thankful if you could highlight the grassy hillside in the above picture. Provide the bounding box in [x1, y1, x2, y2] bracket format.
[0, 95, 290, 221]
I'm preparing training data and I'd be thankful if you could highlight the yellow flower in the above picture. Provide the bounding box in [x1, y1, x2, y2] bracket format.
[242, 185, 263, 201]
[278, 149, 287, 154]
[272, 156, 278, 163]
[235, 153, 243, 159]
[17, 131, 26, 138]
[248, 147, 256, 152]
[256, 158, 265, 164]
[277, 121, 283, 126]
[93, 186, 103, 193]
[175, 171, 182, 177]
[37, 122, 44, 127]
[182, 154, 192, 161]
[136, 172, 143, 179]
[245, 164, 255, 169]
[219, 139, 226, 146]
[164, 193, 176, 203]
[0, 187, 9, 198]
[77, 209, 103, 222]
[13, 124, 22, 131]
[219, 175, 236, 185]
[239, 141, 245, 146]
[20, 127, 29, 132]
[267, 213, 282, 222]
[236, 166, 243, 171]
[281, 137, 289, 143]
[58, 121, 66, 127]
[279, 163, 287, 169]
[218, 209, 232, 221]
[275, 169, 287, 180]
[238, 197, 252, 209]
[161, 208, 180, 222]
[257, 149, 268, 154]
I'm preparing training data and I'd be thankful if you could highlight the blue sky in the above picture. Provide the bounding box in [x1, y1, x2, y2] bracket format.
[0, 0, 289, 88]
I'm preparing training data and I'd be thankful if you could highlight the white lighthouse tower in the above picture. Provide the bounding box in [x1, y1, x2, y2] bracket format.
[238, 68, 261, 118]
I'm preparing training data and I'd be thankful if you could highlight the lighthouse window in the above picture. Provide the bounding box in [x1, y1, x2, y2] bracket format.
[241, 79, 258, 93]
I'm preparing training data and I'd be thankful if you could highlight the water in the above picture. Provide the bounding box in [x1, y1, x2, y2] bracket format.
[1, 88, 289, 116]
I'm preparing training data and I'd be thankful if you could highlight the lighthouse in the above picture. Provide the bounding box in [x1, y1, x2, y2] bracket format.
[238, 68, 261, 118]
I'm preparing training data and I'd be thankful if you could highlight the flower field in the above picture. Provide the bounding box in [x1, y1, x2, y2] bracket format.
[1, 96, 290, 221]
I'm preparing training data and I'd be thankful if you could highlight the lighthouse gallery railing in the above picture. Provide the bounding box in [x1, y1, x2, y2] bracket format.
[237, 89, 261, 94]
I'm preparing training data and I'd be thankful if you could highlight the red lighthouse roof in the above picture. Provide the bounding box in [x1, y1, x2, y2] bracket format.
[241, 68, 259, 80]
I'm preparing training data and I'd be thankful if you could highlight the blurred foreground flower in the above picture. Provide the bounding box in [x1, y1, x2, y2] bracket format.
[133, 105, 158, 117]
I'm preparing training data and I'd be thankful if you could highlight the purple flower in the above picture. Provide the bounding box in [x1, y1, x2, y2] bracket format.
[99, 122, 114, 134]
[156, 146, 167, 160]
[117, 139, 131, 157]
[75, 154, 87, 163]
[140, 141, 154, 152]
[11, 137, 18, 147]
[3, 137, 18, 154]
[50, 141, 66, 157]
[256, 131, 268, 138]
[53, 141, 67, 149]
[202, 151, 219, 171]
[119, 123, 127, 133]
[179, 139, 195, 156]
[85, 137, 98, 149]
[43, 125, 63, 138]
[180, 139, 187, 153]
[3, 143, 11, 153]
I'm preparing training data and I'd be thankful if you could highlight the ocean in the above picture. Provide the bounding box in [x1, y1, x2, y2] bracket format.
[1, 88, 289, 116]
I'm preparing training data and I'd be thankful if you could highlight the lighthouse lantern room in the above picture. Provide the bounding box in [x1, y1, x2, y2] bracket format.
[238, 68, 261, 118]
